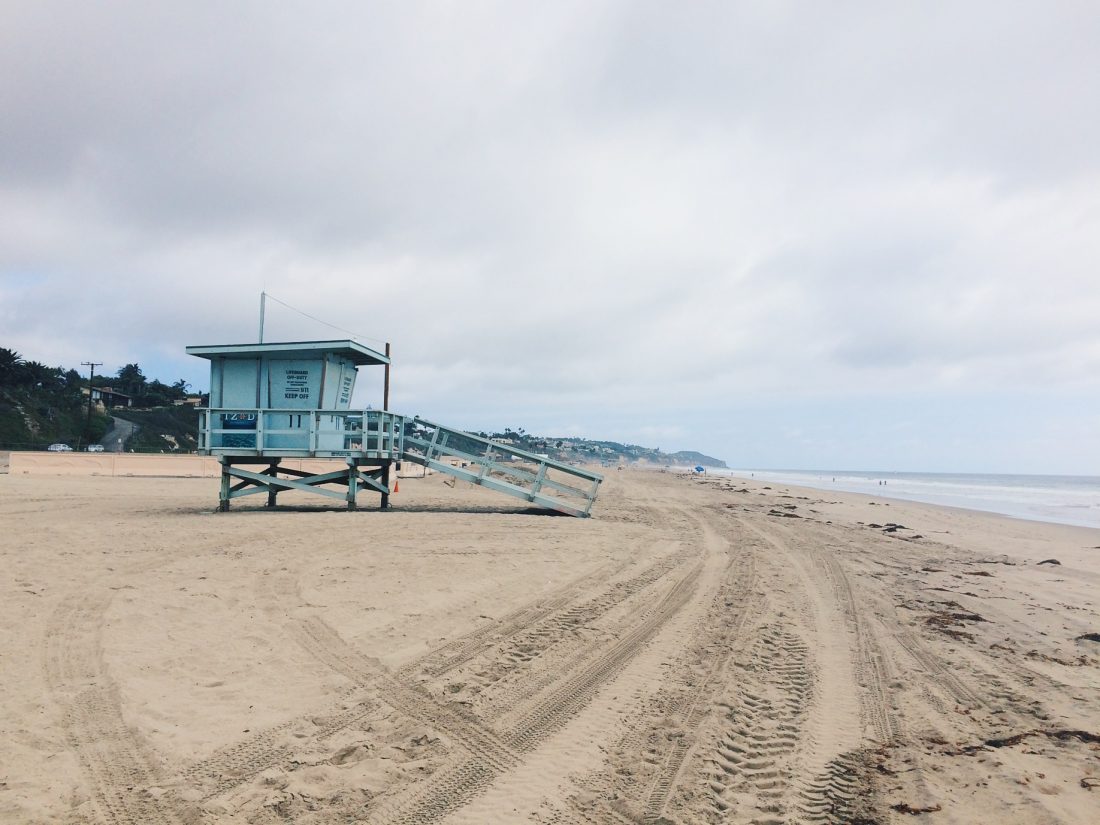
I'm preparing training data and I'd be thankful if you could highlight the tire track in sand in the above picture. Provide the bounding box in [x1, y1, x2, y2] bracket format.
[739, 517, 899, 747]
[194, 605, 523, 817]
[796, 750, 877, 824]
[400, 559, 631, 680]
[815, 555, 899, 745]
[181, 569, 391, 800]
[272, 551, 676, 750]
[551, 507, 758, 825]
[894, 628, 981, 707]
[640, 516, 759, 823]
[181, 689, 381, 801]
[702, 625, 813, 823]
[475, 546, 692, 719]
[183, 549, 678, 808]
[371, 559, 704, 824]
[504, 560, 703, 753]
[677, 515, 891, 824]
[44, 562, 196, 825]
[186, 512, 701, 819]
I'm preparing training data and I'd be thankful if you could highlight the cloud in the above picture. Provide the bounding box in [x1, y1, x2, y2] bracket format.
[2, 1, 1098, 470]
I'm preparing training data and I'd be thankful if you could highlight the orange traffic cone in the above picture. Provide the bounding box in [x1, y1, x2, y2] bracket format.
[394, 479, 399, 494]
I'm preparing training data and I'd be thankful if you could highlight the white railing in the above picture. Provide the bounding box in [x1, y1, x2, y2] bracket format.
[401, 416, 603, 516]
[197, 408, 404, 458]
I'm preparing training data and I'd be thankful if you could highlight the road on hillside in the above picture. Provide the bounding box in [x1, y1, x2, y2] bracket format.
[102, 416, 139, 452]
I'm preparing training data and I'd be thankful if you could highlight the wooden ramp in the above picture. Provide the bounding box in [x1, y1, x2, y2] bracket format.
[400, 417, 602, 518]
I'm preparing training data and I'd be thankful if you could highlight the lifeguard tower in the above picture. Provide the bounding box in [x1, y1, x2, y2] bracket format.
[187, 339, 603, 516]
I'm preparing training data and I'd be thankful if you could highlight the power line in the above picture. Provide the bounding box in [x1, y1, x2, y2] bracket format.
[262, 292, 387, 345]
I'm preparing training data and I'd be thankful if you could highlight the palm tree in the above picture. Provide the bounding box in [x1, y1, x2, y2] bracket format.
[0, 348, 25, 386]
[22, 361, 58, 390]
[115, 363, 146, 397]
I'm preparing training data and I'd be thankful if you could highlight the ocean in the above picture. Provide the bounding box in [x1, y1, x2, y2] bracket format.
[719, 469, 1100, 529]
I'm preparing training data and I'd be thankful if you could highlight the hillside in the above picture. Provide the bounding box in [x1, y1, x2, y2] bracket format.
[0, 385, 110, 450]
[115, 406, 201, 453]
[0, 353, 111, 449]
[667, 450, 727, 468]
[557, 440, 726, 468]
[478, 428, 726, 468]
[0, 347, 194, 451]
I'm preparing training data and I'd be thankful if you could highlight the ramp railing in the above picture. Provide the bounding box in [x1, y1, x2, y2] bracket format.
[400, 416, 603, 517]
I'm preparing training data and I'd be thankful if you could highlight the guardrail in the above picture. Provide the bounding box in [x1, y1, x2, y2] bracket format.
[197, 408, 405, 459]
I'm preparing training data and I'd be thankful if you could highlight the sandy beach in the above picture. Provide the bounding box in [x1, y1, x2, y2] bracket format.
[1, 462, 1098, 824]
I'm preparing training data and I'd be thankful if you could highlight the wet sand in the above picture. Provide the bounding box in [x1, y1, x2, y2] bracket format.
[1, 465, 1098, 823]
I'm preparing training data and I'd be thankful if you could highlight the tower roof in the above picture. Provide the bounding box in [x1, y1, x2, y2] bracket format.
[185, 339, 389, 366]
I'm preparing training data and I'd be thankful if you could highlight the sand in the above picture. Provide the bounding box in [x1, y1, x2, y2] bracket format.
[1, 461, 1098, 824]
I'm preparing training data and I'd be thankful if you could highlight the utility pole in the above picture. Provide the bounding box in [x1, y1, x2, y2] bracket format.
[81, 360, 102, 445]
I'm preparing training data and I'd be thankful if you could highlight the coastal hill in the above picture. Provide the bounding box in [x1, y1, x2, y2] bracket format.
[666, 450, 728, 469]
[0, 347, 197, 451]
[0, 348, 110, 449]
[477, 429, 727, 468]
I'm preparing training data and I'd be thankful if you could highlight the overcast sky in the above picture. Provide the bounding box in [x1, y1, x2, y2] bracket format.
[3, 1, 1098, 473]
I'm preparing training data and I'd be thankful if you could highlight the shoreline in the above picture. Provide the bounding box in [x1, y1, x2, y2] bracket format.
[688, 471, 1100, 567]
[715, 466, 1100, 530]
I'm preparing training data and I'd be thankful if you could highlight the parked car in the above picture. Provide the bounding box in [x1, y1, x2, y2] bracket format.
[47, 443, 73, 452]
[86, 444, 105, 452]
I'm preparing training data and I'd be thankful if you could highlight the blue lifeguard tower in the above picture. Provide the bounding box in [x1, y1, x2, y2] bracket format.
[187, 339, 603, 516]
[187, 340, 400, 510]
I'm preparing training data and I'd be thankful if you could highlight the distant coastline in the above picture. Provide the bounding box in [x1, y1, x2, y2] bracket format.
[720, 469, 1100, 529]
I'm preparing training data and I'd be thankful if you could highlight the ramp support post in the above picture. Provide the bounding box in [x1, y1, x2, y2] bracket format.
[266, 459, 281, 507]
[532, 463, 547, 498]
[218, 457, 231, 511]
[346, 459, 358, 511]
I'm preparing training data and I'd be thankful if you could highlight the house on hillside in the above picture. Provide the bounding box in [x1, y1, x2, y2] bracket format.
[84, 386, 132, 410]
